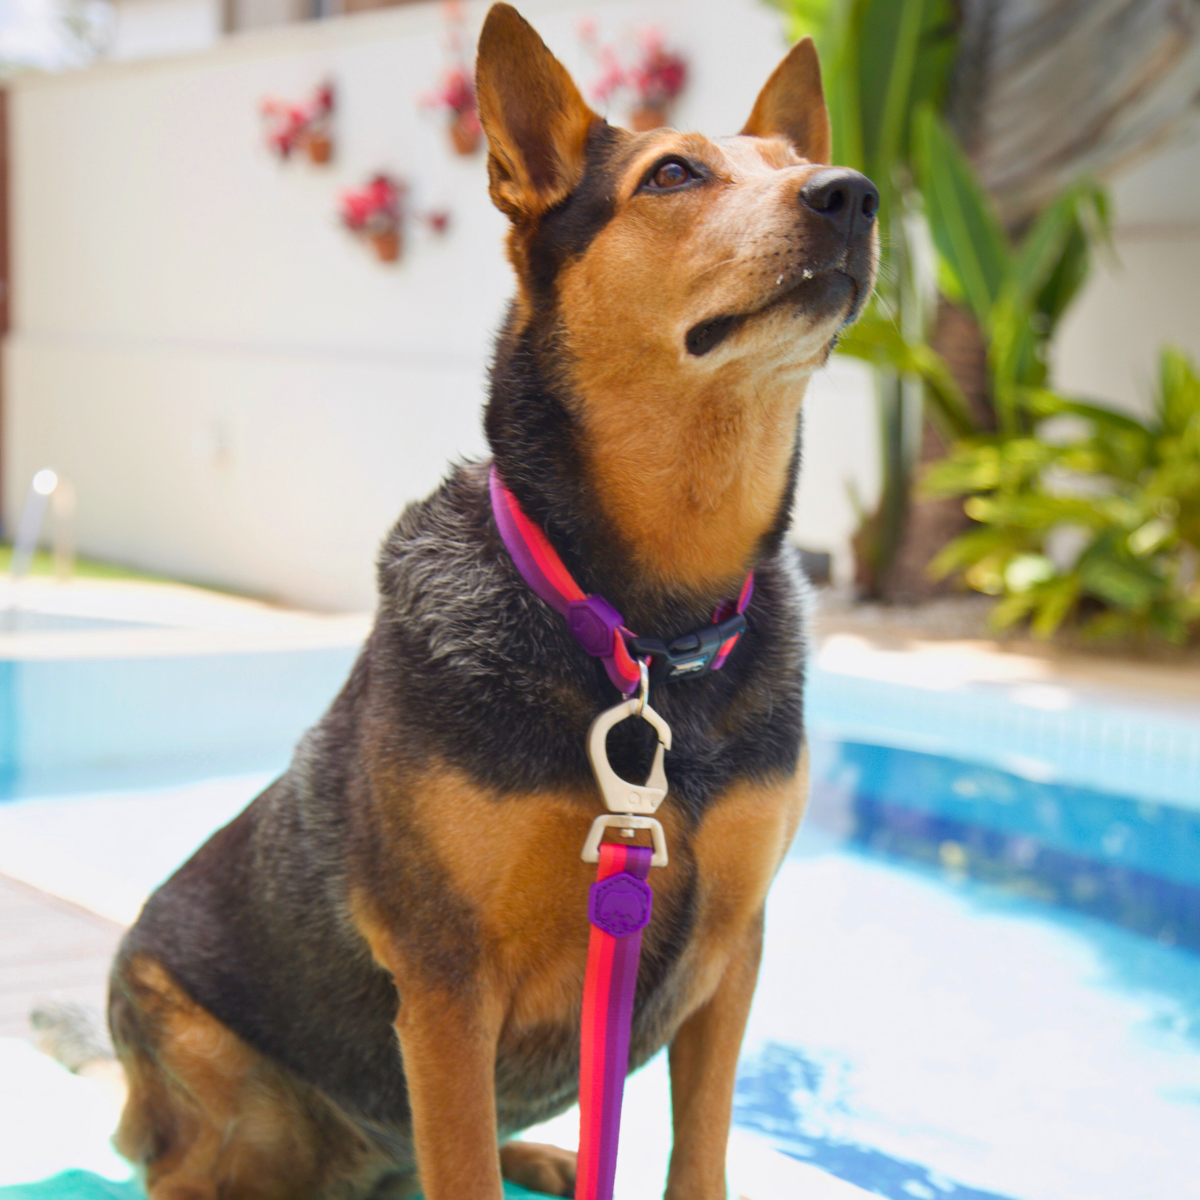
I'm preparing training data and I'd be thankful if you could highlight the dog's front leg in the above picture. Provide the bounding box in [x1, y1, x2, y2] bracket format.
[664, 913, 764, 1200]
[386, 977, 505, 1200]
[392, 981, 505, 1200]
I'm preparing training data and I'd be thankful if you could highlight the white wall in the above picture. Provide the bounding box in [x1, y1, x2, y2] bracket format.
[1054, 130, 1200, 416]
[791, 356, 879, 584]
[4, 0, 883, 609]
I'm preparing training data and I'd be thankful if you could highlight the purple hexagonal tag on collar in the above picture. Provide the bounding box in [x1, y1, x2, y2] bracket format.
[567, 594, 625, 658]
[589, 872, 653, 938]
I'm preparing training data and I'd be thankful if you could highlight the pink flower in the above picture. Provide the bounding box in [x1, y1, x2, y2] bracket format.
[313, 82, 335, 115]
[591, 48, 627, 104]
[423, 64, 478, 118]
[630, 30, 687, 105]
[582, 25, 688, 110]
[261, 83, 336, 159]
[340, 175, 405, 234]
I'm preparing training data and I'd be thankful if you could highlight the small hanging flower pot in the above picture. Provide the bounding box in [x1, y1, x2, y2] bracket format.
[370, 228, 402, 262]
[262, 81, 336, 165]
[340, 174, 406, 265]
[449, 108, 482, 155]
[423, 64, 482, 157]
[339, 176, 450, 265]
[306, 129, 333, 164]
[581, 23, 688, 133]
[628, 30, 687, 131]
[630, 103, 669, 132]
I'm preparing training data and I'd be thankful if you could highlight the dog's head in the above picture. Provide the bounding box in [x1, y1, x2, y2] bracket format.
[477, 4, 878, 592]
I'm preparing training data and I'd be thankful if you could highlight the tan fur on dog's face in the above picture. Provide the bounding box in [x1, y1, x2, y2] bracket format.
[555, 128, 877, 592]
[559, 128, 873, 395]
[477, 5, 878, 594]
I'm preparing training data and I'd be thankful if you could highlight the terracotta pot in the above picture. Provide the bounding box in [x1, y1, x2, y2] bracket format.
[306, 131, 333, 165]
[370, 229, 401, 263]
[630, 103, 669, 132]
[449, 113, 482, 156]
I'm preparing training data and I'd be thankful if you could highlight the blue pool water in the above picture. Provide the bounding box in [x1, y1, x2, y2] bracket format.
[0, 647, 358, 800]
[737, 731, 1200, 1200]
[2, 635, 1198, 1199]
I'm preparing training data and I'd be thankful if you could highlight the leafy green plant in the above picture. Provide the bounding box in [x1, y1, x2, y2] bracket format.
[883, 102, 1200, 646]
[841, 110, 1111, 437]
[925, 347, 1200, 644]
[779, 1, 1119, 612]
[912, 109, 1110, 434]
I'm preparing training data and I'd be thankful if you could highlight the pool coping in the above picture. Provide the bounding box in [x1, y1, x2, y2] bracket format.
[814, 612, 1200, 721]
[0, 578, 370, 660]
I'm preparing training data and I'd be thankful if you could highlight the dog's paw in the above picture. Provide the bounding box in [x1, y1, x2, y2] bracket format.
[499, 1141, 577, 1198]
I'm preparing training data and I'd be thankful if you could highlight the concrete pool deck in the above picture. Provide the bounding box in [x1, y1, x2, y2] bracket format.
[0, 875, 121, 1042]
[0, 576, 371, 659]
[818, 606, 1200, 717]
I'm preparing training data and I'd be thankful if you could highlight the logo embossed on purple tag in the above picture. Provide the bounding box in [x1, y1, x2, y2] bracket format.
[589, 872, 653, 937]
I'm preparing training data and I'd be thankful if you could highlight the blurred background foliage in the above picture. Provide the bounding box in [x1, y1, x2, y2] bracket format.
[927, 348, 1200, 643]
[775, 0, 1200, 647]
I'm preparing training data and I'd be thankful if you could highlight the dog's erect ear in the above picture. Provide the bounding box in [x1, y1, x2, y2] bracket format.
[741, 36, 831, 164]
[476, 4, 599, 221]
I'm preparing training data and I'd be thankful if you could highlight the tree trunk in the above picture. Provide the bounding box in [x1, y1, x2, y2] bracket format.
[948, 0, 1200, 227]
[880, 299, 993, 602]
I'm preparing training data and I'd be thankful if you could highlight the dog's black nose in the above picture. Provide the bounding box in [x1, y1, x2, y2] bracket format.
[799, 168, 879, 237]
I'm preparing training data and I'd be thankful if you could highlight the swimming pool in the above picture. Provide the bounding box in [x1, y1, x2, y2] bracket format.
[1, 625, 1198, 1199]
[738, 731, 1200, 1200]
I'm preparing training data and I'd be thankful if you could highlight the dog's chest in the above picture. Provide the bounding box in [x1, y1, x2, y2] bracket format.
[471, 760, 807, 1132]
[412, 756, 808, 1082]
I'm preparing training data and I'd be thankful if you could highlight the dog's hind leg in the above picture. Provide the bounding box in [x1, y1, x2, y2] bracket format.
[109, 955, 385, 1200]
[30, 1000, 129, 1109]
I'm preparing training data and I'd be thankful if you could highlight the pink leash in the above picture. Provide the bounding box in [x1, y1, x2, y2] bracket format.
[577, 842, 654, 1200]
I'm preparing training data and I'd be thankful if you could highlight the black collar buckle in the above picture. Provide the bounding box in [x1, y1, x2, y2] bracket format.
[629, 613, 748, 686]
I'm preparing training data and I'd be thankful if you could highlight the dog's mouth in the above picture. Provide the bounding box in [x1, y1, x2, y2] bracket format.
[685, 269, 860, 358]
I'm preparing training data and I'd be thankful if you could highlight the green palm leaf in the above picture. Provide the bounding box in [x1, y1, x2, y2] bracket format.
[915, 106, 1008, 327]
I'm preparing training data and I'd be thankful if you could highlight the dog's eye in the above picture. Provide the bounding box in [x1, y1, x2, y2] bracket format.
[643, 159, 696, 191]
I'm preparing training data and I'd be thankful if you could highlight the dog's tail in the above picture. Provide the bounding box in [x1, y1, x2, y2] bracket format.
[30, 1000, 114, 1071]
[30, 1001, 127, 1106]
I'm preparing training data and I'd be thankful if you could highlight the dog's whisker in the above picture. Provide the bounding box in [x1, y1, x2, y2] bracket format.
[693, 254, 740, 281]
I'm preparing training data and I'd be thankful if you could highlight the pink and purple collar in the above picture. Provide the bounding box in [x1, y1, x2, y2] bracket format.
[488, 465, 753, 694]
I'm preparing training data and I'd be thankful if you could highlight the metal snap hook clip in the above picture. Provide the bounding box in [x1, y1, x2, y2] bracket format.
[585, 690, 672, 818]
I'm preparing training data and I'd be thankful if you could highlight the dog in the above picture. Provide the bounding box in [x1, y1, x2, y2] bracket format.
[106, 6, 878, 1197]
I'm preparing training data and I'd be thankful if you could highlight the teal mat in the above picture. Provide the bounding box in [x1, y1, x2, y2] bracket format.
[0, 1172, 551, 1199]
[0, 1177, 141, 1200]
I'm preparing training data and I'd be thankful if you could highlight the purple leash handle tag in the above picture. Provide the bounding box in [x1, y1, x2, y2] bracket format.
[588, 872, 654, 938]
